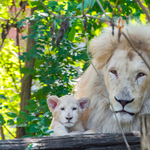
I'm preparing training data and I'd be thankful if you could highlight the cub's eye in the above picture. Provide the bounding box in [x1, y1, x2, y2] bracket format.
[72, 107, 77, 110]
[60, 107, 65, 111]
[136, 72, 145, 79]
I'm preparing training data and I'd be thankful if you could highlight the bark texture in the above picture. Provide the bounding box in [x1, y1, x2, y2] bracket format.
[16, 8, 36, 138]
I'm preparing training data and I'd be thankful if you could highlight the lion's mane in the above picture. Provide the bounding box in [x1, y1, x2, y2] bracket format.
[75, 23, 150, 133]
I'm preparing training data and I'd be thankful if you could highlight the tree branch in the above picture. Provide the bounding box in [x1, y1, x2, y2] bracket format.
[0, 2, 27, 51]
[39, 0, 102, 21]
[3, 125, 15, 138]
[39, 0, 63, 19]
[135, 0, 150, 22]
[5, 67, 20, 94]
[112, 0, 119, 17]
[96, 0, 109, 20]
[16, 28, 23, 80]
[95, 0, 150, 71]
[122, 28, 150, 70]
[84, 0, 94, 15]
[123, 31, 150, 70]
[39, 0, 150, 72]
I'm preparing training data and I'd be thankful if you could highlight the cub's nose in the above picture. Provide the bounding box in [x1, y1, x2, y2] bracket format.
[66, 117, 73, 121]
[115, 97, 134, 107]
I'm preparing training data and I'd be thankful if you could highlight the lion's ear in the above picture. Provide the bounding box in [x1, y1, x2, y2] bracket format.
[47, 96, 59, 111]
[78, 97, 90, 111]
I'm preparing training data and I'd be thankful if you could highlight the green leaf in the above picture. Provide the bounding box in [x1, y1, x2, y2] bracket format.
[17, 19, 26, 28]
[43, 129, 53, 134]
[22, 35, 28, 40]
[38, 118, 46, 126]
[47, 1, 58, 9]
[17, 123, 28, 127]
[25, 104, 38, 111]
[43, 112, 50, 117]
[84, 0, 95, 9]
[76, 0, 94, 13]
[26, 115, 38, 122]
[0, 114, 5, 126]
[28, 68, 36, 75]
[29, 124, 41, 133]
[7, 119, 15, 125]
[6, 112, 17, 118]
[30, 0, 40, 7]
[17, 117, 23, 124]
[19, 55, 25, 62]
[26, 143, 39, 150]
[68, 26, 76, 41]
[20, 67, 28, 74]
[4, 105, 8, 109]
[19, 111, 27, 117]
[27, 99, 37, 104]
[30, 126, 40, 133]
[0, 94, 7, 100]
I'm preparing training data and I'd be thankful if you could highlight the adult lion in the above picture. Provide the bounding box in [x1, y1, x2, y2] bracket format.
[75, 23, 150, 133]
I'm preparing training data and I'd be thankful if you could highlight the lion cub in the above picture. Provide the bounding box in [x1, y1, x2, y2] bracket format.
[47, 95, 89, 136]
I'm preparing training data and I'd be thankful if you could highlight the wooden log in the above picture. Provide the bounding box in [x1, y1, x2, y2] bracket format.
[141, 114, 150, 150]
[0, 133, 140, 150]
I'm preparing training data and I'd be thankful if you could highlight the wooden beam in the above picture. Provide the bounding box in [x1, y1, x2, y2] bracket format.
[0, 133, 140, 150]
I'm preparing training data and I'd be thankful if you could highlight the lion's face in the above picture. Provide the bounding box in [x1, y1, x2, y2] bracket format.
[47, 95, 89, 128]
[104, 49, 150, 123]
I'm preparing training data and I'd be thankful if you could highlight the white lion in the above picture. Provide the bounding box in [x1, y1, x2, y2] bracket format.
[75, 23, 150, 133]
[47, 95, 89, 136]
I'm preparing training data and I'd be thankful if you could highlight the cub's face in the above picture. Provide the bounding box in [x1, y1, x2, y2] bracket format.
[104, 49, 150, 123]
[47, 95, 89, 128]
[54, 98, 80, 127]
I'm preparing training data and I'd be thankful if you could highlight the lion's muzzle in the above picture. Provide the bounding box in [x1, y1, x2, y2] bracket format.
[114, 97, 134, 107]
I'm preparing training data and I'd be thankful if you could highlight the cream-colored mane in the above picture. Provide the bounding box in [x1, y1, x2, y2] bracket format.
[75, 24, 150, 133]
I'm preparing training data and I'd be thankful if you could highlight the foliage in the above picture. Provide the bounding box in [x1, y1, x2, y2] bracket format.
[0, 0, 149, 139]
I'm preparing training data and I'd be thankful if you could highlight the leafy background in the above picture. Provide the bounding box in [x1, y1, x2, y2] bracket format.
[0, 0, 149, 139]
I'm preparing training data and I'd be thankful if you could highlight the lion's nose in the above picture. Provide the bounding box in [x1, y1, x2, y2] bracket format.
[66, 117, 73, 121]
[115, 97, 134, 107]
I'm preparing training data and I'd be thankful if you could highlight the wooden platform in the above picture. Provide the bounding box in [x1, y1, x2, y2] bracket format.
[0, 132, 140, 150]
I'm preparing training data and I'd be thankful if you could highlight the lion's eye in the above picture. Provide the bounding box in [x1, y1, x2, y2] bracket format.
[72, 108, 77, 110]
[136, 72, 145, 79]
[60, 107, 65, 111]
[110, 70, 118, 77]
[110, 70, 116, 74]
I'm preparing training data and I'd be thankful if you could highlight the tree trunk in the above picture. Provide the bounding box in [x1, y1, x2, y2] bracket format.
[0, 127, 5, 140]
[141, 114, 150, 150]
[16, 8, 36, 138]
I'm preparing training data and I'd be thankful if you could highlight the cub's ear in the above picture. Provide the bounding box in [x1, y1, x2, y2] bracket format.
[47, 96, 59, 111]
[78, 97, 90, 111]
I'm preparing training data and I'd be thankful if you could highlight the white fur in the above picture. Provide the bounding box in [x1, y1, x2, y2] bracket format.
[75, 23, 150, 133]
[47, 95, 89, 136]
